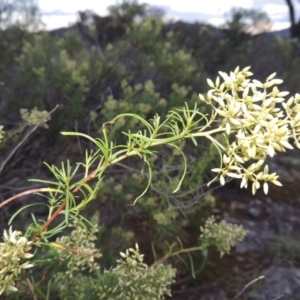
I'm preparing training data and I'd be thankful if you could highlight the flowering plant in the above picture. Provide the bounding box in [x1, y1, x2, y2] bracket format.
[1, 67, 299, 297]
[200, 66, 300, 194]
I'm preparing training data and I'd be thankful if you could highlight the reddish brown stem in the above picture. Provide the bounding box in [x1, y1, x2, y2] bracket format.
[0, 188, 44, 209]
[33, 200, 66, 242]
[32, 169, 98, 242]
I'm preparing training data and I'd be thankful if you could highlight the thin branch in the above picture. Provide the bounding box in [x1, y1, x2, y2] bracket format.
[24, 275, 38, 300]
[32, 128, 222, 241]
[32, 168, 98, 242]
[150, 245, 204, 268]
[33, 200, 66, 242]
[231, 276, 265, 300]
[0, 188, 44, 209]
[271, 292, 289, 300]
[0, 105, 59, 175]
[51, 242, 102, 258]
[286, 0, 295, 26]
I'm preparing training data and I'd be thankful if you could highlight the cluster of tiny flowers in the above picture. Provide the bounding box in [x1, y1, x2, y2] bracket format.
[200, 216, 247, 257]
[54, 223, 101, 279]
[20, 107, 50, 128]
[0, 227, 34, 295]
[98, 244, 176, 299]
[199, 66, 300, 194]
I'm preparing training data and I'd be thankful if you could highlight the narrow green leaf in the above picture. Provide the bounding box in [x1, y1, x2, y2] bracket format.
[8, 203, 47, 225]
[130, 157, 152, 206]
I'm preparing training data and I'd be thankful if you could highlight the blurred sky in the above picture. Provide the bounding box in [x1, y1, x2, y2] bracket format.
[39, 0, 300, 31]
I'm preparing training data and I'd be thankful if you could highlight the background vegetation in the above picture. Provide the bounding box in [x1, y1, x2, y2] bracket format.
[1, 0, 300, 299]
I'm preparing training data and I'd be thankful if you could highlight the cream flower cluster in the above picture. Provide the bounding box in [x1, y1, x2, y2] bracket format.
[200, 67, 300, 194]
[200, 216, 246, 257]
[0, 227, 34, 295]
[99, 244, 176, 299]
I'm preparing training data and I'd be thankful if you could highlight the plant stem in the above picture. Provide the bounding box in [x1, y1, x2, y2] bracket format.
[150, 245, 205, 268]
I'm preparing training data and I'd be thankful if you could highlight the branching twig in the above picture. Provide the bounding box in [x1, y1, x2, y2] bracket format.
[0, 105, 59, 175]
[32, 168, 99, 242]
[271, 292, 289, 300]
[231, 275, 265, 300]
